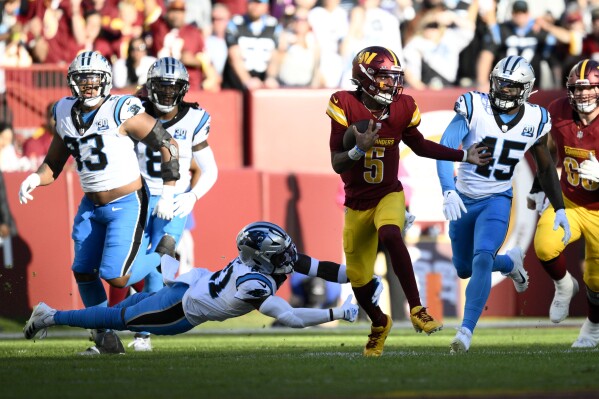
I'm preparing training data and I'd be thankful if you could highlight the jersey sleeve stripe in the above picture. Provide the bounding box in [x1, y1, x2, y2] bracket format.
[193, 111, 210, 137]
[326, 101, 348, 127]
[536, 107, 548, 138]
[463, 92, 473, 124]
[409, 103, 421, 127]
[235, 273, 274, 293]
[114, 95, 132, 126]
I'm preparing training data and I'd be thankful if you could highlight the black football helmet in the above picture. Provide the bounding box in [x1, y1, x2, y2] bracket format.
[566, 59, 599, 114]
[351, 46, 404, 106]
[236, 221, 298, 275]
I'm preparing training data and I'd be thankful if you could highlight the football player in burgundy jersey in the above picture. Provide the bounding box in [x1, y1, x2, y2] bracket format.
[527, 59, 599, 348]
[326, 45, 491, 357]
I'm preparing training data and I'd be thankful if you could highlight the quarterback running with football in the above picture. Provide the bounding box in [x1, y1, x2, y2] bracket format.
[24, 222, 360, 348]
[108, 57, 218, 352]
[17, 51, 181, 355]
[326, 45, 491, 357]
[527, 59, 599, 348]
[436, 56, 571, 354]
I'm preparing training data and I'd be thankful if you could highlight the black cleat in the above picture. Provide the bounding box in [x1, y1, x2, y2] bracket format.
[155, 235, 176, 258]
[79, 329, 125, 355]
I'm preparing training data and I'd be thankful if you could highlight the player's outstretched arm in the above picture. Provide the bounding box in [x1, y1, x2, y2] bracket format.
[258, 294, 358, 328]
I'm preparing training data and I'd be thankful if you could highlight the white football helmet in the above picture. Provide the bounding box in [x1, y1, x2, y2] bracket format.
[236, 221, 298, 275]
[489, 56, 535, 112]
[67, 51, 112, 107]
[147, 57, 190, 113]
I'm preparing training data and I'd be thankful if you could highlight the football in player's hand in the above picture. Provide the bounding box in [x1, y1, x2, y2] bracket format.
[343, 120, 372, 150]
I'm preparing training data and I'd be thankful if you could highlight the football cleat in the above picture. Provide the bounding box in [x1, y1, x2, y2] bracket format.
[79, 329, 125, 355]
[363, 315, 392, 357]
[128, 334, 153, 352]
[155, 235, 177, 258]
[571, 319, 599, 348]
[450, 327, 472, 354]
[550, 272, 579, 323]
[23, 302, 56, 340]
[505, 247, 528, 293]
[410, 306, 443, 335]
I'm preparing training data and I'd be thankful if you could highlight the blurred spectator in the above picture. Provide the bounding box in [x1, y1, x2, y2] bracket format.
[340, 0, 404, 89]
[402, 0, 447, 45]
[146, 0, 220, 91]
[276, 8, 321, 87]
[28, 0, 88, 64]
[403, 4, 476, 90]
[476, 0, 557, 90]
[495, 0, 565, 24]
[184, 0, 212, 37]
[0, 0, 31, 67]
[308, 0, 349, 88]
[22, 101, 55, 170]
[205, 2, 231, 77]
[112, 37, 157, 90]
[92, 0, 144, 61]
[0, 122, 30, 172]
[222, 0, 283, 90]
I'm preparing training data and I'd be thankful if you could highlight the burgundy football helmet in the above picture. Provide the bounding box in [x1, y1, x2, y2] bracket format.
[351, 46, 404, 106]
[567, 59, 599, 114]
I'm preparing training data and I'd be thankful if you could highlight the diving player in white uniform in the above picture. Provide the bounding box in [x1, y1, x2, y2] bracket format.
[436, 56, 571, 353]
[109, 57, 218, 351]
[24, 222, 360, 345]
[17, 51, 181, 354]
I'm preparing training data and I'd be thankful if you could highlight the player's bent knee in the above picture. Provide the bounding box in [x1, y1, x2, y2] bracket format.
[106, 276, 129, 289]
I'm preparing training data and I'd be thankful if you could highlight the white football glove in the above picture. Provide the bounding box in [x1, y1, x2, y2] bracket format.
[339, 294, 359, 322]
[371, 275, 383, 306]
[527, 191, 549, 215]
[553, 208, 571, 246]
[153, 185, 175, 220]
[173, 192, 197, 218]
[578, 153, 599, 182]
[443, 190, 466, 221]
[404, 209, 415, 234]
[19, 173, 41, 204]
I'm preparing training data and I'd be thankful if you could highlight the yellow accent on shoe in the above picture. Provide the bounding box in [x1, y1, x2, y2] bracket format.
[410, 306, 443, 335]
[363, 315, 392, 357]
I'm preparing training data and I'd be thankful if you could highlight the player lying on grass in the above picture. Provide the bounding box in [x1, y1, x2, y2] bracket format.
[24, 222, 372, 346]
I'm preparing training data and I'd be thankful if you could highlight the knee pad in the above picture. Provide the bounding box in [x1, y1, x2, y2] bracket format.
[587, 286, 599, 307]
[73, 271, 99, 282]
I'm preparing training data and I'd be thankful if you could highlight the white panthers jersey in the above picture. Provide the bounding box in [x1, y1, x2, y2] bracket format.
[54, 95, 144, 192]
[454, 91, 551, 199]
[137, 103, 211, 195]
[165, 257, 280, 326]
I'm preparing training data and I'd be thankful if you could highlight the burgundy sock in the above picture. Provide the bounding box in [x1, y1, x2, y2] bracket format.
[588, 295, 599, 324]
[541, 255, 567, 281]
[108, 286, 129, 307]
[131, 280, 145, 293]
[352, 280, 386, 326]
[378, 225, 421, 309]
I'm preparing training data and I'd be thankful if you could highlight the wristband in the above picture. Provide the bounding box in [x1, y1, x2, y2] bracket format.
[348, 146, 366, 161]
[462, 149, 467, 162]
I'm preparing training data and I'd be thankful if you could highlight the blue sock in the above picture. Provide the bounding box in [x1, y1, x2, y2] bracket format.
[127, 253, 160, 286]
[54, 307, 125, 330]
[77, 279, 108, 308]
[463, 252, 493, 332]
[493, 254, 513, 274]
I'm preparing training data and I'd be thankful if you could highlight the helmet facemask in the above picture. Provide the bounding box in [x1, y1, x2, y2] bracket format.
[489, 76, 530, 112]
[146, 57, 190, 113]
[67, 52, 112, 107]
[359, 67, 404, 106]
[567, 82, 599, 114]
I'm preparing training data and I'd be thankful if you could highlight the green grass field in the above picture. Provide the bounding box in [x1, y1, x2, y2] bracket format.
[1, 313, 598, 399]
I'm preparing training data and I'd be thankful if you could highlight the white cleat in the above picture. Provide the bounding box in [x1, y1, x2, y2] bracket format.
[505, 247, 528, 293]
[128, 335, 153, 352]
[450, 327, 472, 354]
[550, 272, 579, 323]
[23, 302, 56, 340]
[572, 319, 599, 348]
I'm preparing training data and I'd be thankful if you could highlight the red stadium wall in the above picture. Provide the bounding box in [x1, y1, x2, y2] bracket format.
[0, 81, 585, 320]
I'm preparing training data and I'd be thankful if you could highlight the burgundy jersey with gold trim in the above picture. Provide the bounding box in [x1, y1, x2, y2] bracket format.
[548, 97, 599, 210]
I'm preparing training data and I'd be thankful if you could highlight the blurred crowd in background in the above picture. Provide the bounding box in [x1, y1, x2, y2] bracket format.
[0, 0, 598, 172]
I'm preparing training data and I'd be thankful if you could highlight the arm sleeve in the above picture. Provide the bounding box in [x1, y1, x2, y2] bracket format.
[402, 127, 464, 161]
[436, 113, 471, 193]
[258, 295, 337, 328]
[292, 254, 348, 283]
[190, 146, 218, 200]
